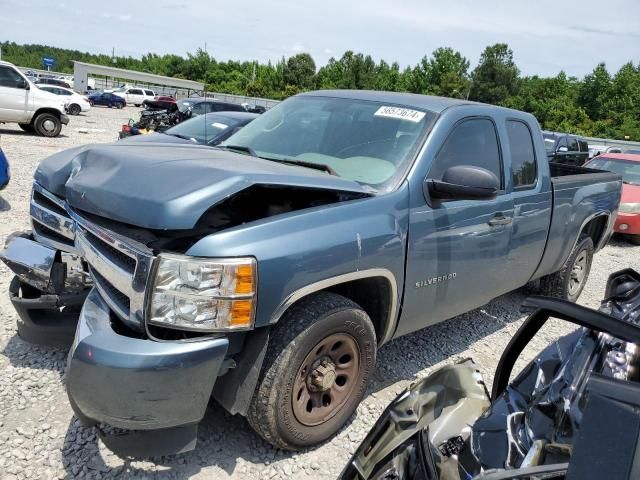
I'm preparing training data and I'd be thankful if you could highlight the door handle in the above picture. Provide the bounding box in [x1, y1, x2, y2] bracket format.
[488, 214, 512, 226]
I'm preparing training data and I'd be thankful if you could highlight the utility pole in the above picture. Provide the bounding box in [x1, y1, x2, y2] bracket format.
[0, 46, 2, 61]
[252, 62, 256, 82]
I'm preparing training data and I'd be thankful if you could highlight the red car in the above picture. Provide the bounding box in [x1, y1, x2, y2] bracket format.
[586, 152, 640, 243]
[143, 96, 176, 110]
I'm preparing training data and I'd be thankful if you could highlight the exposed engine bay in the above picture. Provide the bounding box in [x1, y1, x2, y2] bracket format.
[342, 269, 640, 480]
[77, 184, 369, 254]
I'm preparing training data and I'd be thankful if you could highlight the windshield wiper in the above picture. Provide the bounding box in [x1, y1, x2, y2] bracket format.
[219, 144, 258, 157]
[259, 154, 338, 176]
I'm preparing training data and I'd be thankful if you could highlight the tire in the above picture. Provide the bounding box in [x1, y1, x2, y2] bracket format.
[68, 103, 81, 115]
[18, 123, 35, 133]
[135, 104, 141, 107]
[117, 103, 124, 109]
[33, 113, 62, 137]
[247, 292, 376, 450]
[540, 235, 594, 302]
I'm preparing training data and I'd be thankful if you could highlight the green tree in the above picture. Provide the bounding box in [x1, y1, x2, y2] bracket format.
[284, 53, 316, 90]
[469, 43, 520, 104]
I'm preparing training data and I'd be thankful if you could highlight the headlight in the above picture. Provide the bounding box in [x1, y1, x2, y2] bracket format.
[148, 254, 256, 332]
[619, 203, 640, 214]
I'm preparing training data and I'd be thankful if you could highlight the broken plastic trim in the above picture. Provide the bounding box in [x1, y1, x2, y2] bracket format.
[491, 295, 640, 400]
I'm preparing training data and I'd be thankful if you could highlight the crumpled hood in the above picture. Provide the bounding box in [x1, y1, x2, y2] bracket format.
[34, 143, 370, 230]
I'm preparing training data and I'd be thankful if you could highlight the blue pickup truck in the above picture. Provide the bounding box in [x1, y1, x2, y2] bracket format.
[0, 91, 622, 455]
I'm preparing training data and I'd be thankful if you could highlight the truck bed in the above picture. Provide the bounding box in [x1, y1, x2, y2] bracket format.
[533, 163, 622, 280]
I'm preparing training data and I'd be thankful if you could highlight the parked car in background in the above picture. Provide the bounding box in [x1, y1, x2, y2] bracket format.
[35, 78, 71, 89]
[37, 85, 91, 115]
[625, 148, 640, 155]
[87, 91, 125, 109]
[114, 88, 156, 106]
[543, 131, 589, 165]
[545, 132, 589, 164]
[120, 111, 258, 146]
[180, 98, 246, 116]
[0, 60, 69, 137]
[0, 91, 622, 456]
[0, 145, 9, 190]
[143, 96, 176, 110]
[586, 152, 640, 244]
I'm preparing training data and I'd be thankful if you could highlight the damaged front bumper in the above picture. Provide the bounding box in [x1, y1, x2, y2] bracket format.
[67, 288, 229, 456]
[1, 234, 90, 347]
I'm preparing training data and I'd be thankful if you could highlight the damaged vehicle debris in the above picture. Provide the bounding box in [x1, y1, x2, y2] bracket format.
[0, 91, 622, 456]
[341, 268, 640, 480]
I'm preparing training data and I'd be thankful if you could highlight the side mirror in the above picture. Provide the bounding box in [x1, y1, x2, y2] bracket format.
[425, 165, 499, 201]
[17, 78, 29, 90]
[557, 146, 568, 153]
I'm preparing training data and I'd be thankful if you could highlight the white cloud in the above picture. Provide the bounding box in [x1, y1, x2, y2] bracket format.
[118, 14, 132, 22]
[291, 43, 305, 53]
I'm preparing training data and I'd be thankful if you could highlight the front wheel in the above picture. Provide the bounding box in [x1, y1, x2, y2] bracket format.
[33, 113, 62, 137]
[247, 292, 376, 450]
[117, 103, 124, 109]
[540, 235, 594, 301]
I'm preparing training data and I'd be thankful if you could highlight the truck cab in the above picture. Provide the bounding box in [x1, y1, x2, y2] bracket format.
[0, 91, 621, 456]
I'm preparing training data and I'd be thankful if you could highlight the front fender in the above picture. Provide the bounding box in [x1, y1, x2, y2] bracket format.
[186, 185, 409, 331]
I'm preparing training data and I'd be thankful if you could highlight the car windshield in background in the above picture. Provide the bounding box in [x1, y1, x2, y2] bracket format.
[588, 157, 640, 185]
[221, 95, 435, 189]
[163, 113, 241, 144]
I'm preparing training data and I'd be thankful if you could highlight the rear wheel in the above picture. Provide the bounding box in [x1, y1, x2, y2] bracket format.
[117, 103, 124, 109]
[18, 123, 35, 133]
[33, 113, 62, 137]
[68, 103, 81, 115]
[540, 235, 593, 301]
[247, 292, 376, 450]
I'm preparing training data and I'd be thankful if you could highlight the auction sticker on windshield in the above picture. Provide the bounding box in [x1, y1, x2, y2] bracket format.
[374, 106, 426, 123]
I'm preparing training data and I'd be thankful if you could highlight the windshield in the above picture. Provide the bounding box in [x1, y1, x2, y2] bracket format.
[588, 157, 640, 185]
[164, 113, 241, 144]
[221, 95, 435, 189]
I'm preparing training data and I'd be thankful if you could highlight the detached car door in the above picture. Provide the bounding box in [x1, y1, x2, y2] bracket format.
[0, 65, 30, 122]
[398, 117, 515, 337]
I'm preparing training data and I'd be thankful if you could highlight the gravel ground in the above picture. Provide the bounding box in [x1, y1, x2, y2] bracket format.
[0, 107, 638, 479]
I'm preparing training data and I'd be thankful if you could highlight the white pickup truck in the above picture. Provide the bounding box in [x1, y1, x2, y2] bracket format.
[0, 61, 69, 137]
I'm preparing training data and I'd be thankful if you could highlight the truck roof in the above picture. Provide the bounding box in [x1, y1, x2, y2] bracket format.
[300, 89, 484, 114]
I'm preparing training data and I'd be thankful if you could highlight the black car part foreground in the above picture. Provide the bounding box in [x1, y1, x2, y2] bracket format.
[342, 268, 640, 480]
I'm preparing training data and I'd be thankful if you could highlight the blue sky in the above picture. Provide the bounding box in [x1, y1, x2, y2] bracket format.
[1, 0, 638, 77]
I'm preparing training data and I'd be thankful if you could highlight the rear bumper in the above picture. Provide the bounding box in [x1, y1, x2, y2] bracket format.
[614, 212, 640, 235]
[66, 288, 229, 455]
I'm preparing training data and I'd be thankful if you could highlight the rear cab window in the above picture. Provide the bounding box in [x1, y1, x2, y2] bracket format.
[506, 120, 537, 189]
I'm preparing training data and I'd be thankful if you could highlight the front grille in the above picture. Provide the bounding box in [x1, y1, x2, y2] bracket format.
[91, 267, 131, 313]
[84, 230, 137, 274]
[33, 190, 68, 217]
[71, 209, 154, 331]
[29, 182, 154, 331]
[30, 183, 75, 252]
[32, 222, 74, 248]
